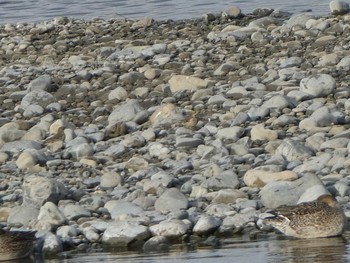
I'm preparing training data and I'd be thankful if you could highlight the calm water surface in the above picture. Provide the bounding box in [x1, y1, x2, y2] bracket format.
[0, 0, 331, 24]
[36, 235, 350, 263]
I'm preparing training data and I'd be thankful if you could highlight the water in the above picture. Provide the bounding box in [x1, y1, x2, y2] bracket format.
[39, 235, 350, 263]
[0, 0, 331, 24]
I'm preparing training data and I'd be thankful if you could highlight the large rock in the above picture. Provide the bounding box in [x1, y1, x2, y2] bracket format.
[250, 123, 278, 141]
[169, 75, 208, 93]
[276, 138, 314, 162]
[200, 170, 240, 191]
[244, 169, 298, 187]
[107, 99, 146, 126]
[155, 188, 188, 214]
[7, 205, 39, 227]
[149, 219, 190, 238]
[22, 175, 68, 208]
[36, 202, 66, 229]
[102, 222, 150, 247]
[260, 174, 329, 209]
[27, 74, 53, 92]
[59, 204, 91, 220]
[21, 90, 56, 108]
[149, 104, 187, 128]
[330, 0, 350, 15]
[104, 200, 144, 219]
[193, 215, 222, 235]
[300, 74, 336, 98]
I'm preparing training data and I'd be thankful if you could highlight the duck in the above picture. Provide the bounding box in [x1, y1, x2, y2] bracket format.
[0, 229, 36, 261]
[263, 194, 347, 238]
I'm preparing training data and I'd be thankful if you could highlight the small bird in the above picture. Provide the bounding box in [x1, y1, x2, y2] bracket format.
[0, 229, 36, 261]
[263, 194, 347, 238]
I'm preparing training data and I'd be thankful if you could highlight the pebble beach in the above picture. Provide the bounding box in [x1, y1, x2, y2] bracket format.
[1, 1, 350, 258]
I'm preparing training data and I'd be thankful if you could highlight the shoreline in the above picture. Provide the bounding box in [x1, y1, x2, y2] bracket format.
[1, 3, 350, 259]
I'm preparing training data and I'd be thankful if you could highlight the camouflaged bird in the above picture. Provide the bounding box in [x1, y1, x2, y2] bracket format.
[264, 195, 347, 238]
[0, 229, 36, 261]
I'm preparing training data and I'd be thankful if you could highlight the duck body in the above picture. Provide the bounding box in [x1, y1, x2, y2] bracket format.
[0, 229, 36, 261]
[264, 195, 347, 238]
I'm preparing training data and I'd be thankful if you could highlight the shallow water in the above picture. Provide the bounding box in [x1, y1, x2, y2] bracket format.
[0, 0, 331, 24]
[37, 234, 350, 263]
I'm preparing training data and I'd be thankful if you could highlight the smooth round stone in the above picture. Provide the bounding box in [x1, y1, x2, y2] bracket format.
[68, 143, 94, 159]
[200, 170, 240, 190]
[22, 175, 67, 208]
[336, 57, 350, 70]
[56, 225, 78, 243]
[108, 86, 128, 101]
[79, 194, 109, 211]
[250, 123, 278, 141]
[243, 170, 298, 187]
[37, 202, 66, 227]
[212, 189, 247, 204]
[0, 152, 9, 163]
[82, 227, 100, 242]
[330, 0, 350, 15]
[149, 143, 170, 160]
[104, 200, 144, 219]
[7, 205, 39, 227]
[59, 204, 91, 220]
[154, 188, 188, 214]
[27, 74, 52, 92]
[100, 171, 123, 189]
[193, 215, 222, 235]
[108, 99, 144, 125]
[222, 6, 242, 18]
[168, 75, 208, 93]
[175, 137, 204, 148]
[300, 74, 336, 97]
[205, 203, 235, 217]
[216, 127, 244, 141]
[142, 236, 170, 253]
[42, 232, 63, 257]
[260, 174, 328, 208]
[149, 219, 190, 238]
[286, 14, 315, 29]
[276, 138, 314, 162]
[15, 151, 37, 170]
[102, 221, 150, 247]
[21, 90, 55, 108]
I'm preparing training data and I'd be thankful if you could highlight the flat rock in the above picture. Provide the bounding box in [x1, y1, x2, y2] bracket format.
[276, 138, 314, 162]
[192, 215, 222, 235]
[149, 219, 190, 238]
[330, 0, 350, 15]
[22, 175, 67, 208]
[104, 200, 144, 219]
[260, 174, 328, 208]
[102, 221, 150, 247]
[243, 169, 298, 187]
[250, 123, 278, 141]
[154, 188, 188, 214]
[169, 75, 208, 93]
[300, 74, 336, 97]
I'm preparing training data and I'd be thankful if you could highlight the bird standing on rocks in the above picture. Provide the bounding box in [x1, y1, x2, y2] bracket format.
[263, 194, 347, 238]
[0, 228, 36, 261]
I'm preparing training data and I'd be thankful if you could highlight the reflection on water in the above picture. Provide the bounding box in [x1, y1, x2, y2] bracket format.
[268, 237, 348, 263]
[42, 234, 350, 263]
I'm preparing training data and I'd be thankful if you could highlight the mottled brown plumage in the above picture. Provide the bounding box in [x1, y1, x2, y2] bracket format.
[264, 195, 347, 238]
[0, 229, 36, 261]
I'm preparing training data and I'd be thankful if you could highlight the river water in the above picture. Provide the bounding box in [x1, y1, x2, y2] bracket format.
[38, 234, 350, 263]
[0, 0, 331, 24]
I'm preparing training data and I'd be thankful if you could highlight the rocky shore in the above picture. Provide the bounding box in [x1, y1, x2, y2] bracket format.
[1, 1, 350, 259]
